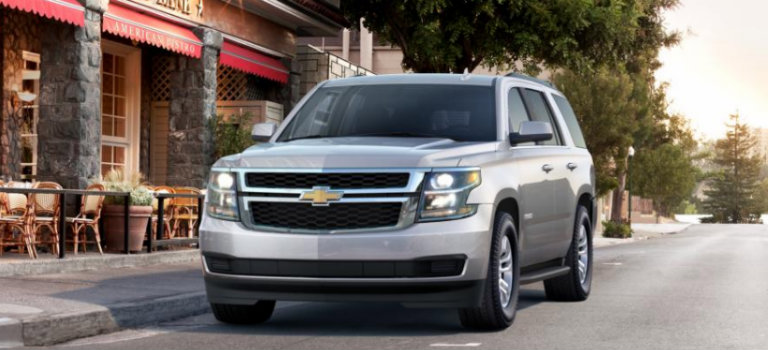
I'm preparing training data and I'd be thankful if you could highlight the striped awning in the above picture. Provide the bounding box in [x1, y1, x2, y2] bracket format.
[220, 40, 289, 84]
[0, 0, 85, 26]
[103, 3, 203, 58]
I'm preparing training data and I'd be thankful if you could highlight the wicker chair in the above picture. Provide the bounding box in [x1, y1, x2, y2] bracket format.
[0, 182, 35, 258]
[150, 186, 175, 240]
[29, 182, 63, 257]
[66, 184, 106, 254]
[172, 187, 201, 238]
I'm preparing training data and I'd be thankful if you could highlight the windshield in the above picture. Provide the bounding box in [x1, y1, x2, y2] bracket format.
[277, 84, 496, 142]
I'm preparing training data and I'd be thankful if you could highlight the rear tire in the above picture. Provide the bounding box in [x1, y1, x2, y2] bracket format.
[211, 300, 276, 324]
[544, 205, 592, 301]
[458, 212, 520, 330]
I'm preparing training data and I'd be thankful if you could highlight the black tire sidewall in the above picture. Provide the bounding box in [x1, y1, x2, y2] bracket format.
[490, 213, 520, 321]
[573, 207, 593, 296]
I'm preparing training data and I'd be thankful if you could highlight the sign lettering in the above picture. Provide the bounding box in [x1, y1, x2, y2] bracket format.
[127, 0, 204, 22]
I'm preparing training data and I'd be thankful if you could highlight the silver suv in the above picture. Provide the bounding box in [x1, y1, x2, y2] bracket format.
[201, 73, 595, 330]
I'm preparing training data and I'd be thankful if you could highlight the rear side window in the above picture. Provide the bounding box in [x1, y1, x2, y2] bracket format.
[553, 95, 587, 149]
[521, 89, 561, 146]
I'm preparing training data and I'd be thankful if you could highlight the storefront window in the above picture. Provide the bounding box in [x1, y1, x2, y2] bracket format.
[101, 51, 129, 175]
[20, 51, 40, 180]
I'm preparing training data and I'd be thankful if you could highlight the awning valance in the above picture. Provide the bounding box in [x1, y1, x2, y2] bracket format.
[0, 0, 84, 26]
[103, 4, 202, 58]
[220, 41, 289, 84]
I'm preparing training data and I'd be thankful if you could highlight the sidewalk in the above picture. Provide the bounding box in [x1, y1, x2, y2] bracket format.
[594, 223, 692, 248]
[0, 260, 208, 347]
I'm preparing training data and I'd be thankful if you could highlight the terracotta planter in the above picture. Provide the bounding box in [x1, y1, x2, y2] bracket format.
[103, 204, 152, 252]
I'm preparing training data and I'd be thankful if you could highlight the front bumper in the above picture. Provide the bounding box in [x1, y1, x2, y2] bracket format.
[200, 204, 493, 307]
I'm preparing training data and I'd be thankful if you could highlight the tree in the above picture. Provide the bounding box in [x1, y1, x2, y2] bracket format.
[703, 114, 764, 223]
[342, 0, 679, 73]
[630, 143, 697, 220]
[755, 178, 768, 215]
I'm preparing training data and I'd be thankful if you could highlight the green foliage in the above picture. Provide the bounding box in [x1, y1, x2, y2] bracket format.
[703, 114, 764, 223]
[602, 221, 632, 239]
[97, 169, 153, 206]
[342, 0, 679, 73]
[675, 199, 701, 215]
[631, 143, 697, 217]
[210, 113, 255, 158]
[755, 178, 768, 214]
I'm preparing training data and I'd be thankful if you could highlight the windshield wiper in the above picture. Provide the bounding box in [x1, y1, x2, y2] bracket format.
[347, 132, 455, 140]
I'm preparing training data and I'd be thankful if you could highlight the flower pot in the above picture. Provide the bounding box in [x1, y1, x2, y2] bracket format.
[102, 204, 152, 253]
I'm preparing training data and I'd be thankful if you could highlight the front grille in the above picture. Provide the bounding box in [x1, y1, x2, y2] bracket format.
[205, 256, 466, 278]
[250, 202, 402, 230]
[245, 172, 410, 189]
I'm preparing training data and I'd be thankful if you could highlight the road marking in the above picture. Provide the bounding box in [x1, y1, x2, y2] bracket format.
[603, 262, 623, 265]
[430, 343, 482, 347]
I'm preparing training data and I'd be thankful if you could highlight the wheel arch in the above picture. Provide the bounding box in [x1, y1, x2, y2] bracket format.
[576, 191, 595, 233]
[493, 189, 521, 239]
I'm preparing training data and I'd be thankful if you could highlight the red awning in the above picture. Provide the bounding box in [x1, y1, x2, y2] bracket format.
[220, 41, 289, 84]
[103, 3, 202, 58]
[0, 0, 84, 26]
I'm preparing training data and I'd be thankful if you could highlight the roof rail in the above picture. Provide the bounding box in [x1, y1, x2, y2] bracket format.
[504, 72, 556, 89]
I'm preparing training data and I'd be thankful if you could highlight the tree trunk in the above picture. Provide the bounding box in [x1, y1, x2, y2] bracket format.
[611, 169, 627, 223]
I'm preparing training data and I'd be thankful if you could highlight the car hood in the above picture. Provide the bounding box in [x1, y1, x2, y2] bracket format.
[213, 137, 498, 169]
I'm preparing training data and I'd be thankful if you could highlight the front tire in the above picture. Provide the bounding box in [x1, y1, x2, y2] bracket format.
[544, 205, 592, 301]
[458, 212, 520, 330]
[211, 300, 276, 324]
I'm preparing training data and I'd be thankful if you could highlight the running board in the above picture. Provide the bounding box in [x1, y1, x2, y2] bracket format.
[520, 266, 570, 285]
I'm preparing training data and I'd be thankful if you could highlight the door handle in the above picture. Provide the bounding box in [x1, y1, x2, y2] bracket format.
[567, 162, 578, 171]
[542, 164, 554, 173]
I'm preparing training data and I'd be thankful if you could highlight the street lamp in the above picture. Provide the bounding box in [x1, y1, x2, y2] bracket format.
[627, 146, 636, 224]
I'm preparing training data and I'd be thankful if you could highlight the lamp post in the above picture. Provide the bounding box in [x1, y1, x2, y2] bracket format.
[627, 146, 635, 224]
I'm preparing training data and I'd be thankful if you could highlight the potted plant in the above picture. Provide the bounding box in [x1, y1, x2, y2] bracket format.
[98, 169, 154, 252]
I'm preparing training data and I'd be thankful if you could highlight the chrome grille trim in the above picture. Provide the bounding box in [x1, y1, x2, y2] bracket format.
[229, 168, 428, 234]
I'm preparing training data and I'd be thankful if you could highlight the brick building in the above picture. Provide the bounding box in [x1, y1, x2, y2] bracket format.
[0, 0, 346, 188]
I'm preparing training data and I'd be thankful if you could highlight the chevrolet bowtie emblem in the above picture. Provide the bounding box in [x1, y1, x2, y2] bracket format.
[300, 186, 343, 206]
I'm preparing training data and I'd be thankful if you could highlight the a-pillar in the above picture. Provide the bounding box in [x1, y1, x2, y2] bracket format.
[166, 28, 222, 188]
[37, 0, 106, 189]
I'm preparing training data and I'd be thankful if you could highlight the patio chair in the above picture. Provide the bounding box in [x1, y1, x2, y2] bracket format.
[172, 187, 201, 238]
[0, 182, 35, 258]
[150, 186, 175, 240]
[29, 182, 63, 256]
[66, 184, 106, 254]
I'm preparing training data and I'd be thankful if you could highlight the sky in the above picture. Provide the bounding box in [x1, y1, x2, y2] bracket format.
[656, 0, 768, 141]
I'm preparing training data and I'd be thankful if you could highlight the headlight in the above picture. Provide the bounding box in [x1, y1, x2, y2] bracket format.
[418, 169, 481, 221]
[206, 171, 239, 221]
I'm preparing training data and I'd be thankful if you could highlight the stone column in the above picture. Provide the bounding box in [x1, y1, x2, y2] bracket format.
[37, 0, 105, 189]
[166, 28, 222, 188]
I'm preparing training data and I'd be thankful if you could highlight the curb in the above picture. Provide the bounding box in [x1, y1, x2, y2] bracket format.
[0, 250, 201, 278]
[20, 292, 209, 346]
[0, 318, 22, 349]
[594, 225, 692, 248]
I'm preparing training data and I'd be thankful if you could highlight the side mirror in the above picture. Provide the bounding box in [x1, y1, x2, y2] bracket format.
[251, 122, 277, 142]
[509, 121, 553, 145]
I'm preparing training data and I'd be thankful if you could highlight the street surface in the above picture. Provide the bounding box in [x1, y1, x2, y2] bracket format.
[38, 225, 768, 349]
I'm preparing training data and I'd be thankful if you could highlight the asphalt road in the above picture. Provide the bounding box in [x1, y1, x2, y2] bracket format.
[44, 224, 768, 349]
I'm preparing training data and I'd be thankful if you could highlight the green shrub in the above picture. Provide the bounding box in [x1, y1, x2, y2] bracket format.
[97, 169, 153, 206]
[210, 113, 254, 158]
[602, 220, 632, 238]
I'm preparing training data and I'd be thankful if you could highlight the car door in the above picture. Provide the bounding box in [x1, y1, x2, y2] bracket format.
[519, 87, 574, 264]
[548, 93, 593, 253]
[504, 87, 560, 266]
